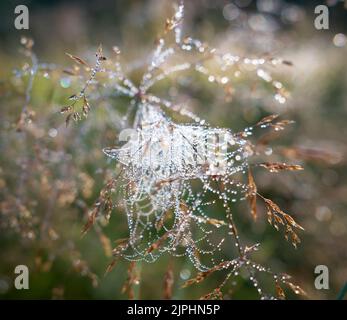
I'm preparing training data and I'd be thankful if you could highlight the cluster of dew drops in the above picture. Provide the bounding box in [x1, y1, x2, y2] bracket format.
[82, 1, 290, 275]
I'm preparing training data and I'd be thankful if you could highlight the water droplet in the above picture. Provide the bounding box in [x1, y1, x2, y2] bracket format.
[180, 269, 191, 280]
[221, 77, 229, 84]
[48, 128, 58, 138]
[333, 33, 346, 47]
[60, 77, 71, 88]
[264, 147, 273, 156]
[274, 93, 286, 104]
[223, 4, 240, 21]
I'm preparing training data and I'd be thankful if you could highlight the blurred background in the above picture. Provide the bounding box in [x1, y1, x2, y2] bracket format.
[0, 0, 346, 299]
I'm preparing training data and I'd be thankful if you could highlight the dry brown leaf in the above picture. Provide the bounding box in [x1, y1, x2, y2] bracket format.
[271, 119, 295, 131]
[256, 114, 279, 126]
[122, 262, 139, 300]
[81, 207, 98, 236]
[286, 281, 307, 296]
[182, 261, 231, 288]
[65, 52, 89, 67]
[112, 238, 129, 256]
[163, 264, 174, 300]
[258, 162, 304, 173]
[200, 288, 223, 300]
[205, 218, 226, 228]
[105, 258, 119, 275]
[146, 232, 170, 255]
[247, 167, 257, 220]
[261, 196, 304, 247]
[275, 281, 286, 300]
